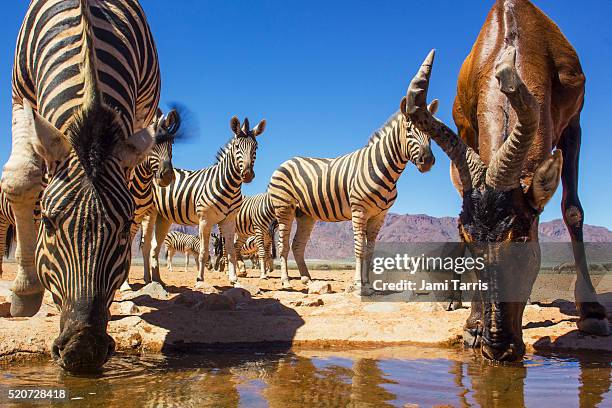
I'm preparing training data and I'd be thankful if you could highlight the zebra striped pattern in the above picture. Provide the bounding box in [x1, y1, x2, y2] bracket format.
[0, 189, 15, 276]
[164, 231, 200, 272]
[268, 105, 436, 290]
[234, 193, 277, 278]
[147, 117, 266, 285]
[9, 0, 161, 372]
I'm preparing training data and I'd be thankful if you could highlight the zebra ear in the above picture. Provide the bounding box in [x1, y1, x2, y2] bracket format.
[26, 101, 70, 163]
[114, 125, 155, 169]
[252, 119, 266, 137]
[400, 96, 408, 116]
[427, 99, 439, 115]
[230, 116, 242, 136]
[241, 118, 250, 134]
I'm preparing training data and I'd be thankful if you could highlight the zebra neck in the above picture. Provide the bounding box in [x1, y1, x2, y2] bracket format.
[365, 113, 410, 177]
[214, 152, 243, 195]
[129, 164, 155, 197]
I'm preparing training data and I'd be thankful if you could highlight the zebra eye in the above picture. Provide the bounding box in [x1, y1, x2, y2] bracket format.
[41, 215, 57, 235]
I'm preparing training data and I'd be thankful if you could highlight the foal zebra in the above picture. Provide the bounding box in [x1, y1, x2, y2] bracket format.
[234, 193, 277, 278]
[164, 231, 200, 273]
[147, 117, 266, 285]
[268, 96, 438, 291]
[1, 0, 162, 372]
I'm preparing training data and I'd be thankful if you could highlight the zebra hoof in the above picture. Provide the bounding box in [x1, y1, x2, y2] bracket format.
[10, 291, 44, 317]
[281, 280, 292, 290]
[236, 270, 248, 278]
[259, 275, 268, 280]
[300, 276, 311, 285]
[119, 281, 132, 292]
[577, 317, 610, 336]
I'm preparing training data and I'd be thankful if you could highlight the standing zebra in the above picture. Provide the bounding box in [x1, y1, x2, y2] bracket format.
[268, 94, 438, 291]
[234, 193, 278, 279]
[147, 117, 266, 285]
[1, 0, 162, 373]
[164, 231, 201, 273]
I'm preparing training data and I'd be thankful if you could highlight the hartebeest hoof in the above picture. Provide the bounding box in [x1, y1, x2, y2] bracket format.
[578, 318, 610, 336]
[494, 46, 521, 95]
[10, 291, 44, 317]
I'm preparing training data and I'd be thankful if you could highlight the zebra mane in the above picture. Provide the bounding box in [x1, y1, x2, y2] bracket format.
[66, 0, 122, 183]
[215, 136, 234, 163]
[365, 110, 404, 146]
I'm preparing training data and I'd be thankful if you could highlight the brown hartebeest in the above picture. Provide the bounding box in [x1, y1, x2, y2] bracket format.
[403, 0, 609, 362]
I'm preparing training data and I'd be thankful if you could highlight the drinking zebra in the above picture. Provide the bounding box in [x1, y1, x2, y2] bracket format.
[268, 93, 438, 291]
[1, 0, 162, 372]
[164, 231, 201, 273]
[234, 193, 278, 278]
[146, 117, 266, 285]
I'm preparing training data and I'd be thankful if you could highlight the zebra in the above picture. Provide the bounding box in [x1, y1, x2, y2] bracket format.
[1, 0, 162, 373]
[0, 188, 15, 278]
[234, 193, 278, 279]
[268, 95, 438, 292]
[164, 231, 200, 273]
[146, 117, 266, 286]
[211, 226, 277, 274]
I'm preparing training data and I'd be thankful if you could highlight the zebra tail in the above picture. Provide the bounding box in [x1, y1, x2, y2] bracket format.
[5, 225, 14, 258]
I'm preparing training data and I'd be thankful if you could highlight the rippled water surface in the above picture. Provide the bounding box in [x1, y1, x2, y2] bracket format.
[1, 346, 611, 407]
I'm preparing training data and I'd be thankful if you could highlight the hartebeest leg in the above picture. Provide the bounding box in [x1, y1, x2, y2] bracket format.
[1, 104, 45, 317]
[292, 214, 315, 285]
[150, 216, 171, 285]
[559, 117, 609, 335]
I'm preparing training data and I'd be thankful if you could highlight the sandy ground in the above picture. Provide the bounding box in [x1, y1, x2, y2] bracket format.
[1, 261, 611, 362]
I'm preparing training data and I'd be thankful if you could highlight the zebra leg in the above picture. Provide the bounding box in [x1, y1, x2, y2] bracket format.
[276, 206, 296, 289]
[0, 218, 7, 278]
[1, 104, 45, 317]
[184, 252, 189, 273]
[351, 208, 370, 294]
[234, 234, 247, 277]
[150, 216, 171, 285]
[197, 218, 212, 282]
[219, 216, 239, 285]
[166, 248, 174, 272]
[139, 212, 157, 285]
[256, 229, 268, 279]
[364, 212, 386, 290]
[263, 232, 274, 275]
[292, 214, 315, 284]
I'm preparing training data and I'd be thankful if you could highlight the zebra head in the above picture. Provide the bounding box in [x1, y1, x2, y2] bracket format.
[146, 108, 181, 187]
[24, 100, 157, 373]
[228, 116, 266, 183]
[400, 97, 438, 173]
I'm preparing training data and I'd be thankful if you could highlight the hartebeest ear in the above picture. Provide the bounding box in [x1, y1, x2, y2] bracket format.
[230, 116, 242, 136]
[526, 150, 563, 212]
[427, 99, 439, 115]
[25, 101, 70, 163]
[113, 125, 155, 169]
[252, 119, 266, 137]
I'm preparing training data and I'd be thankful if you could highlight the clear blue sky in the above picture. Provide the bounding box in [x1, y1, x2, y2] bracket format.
[1, 1, 611, 228]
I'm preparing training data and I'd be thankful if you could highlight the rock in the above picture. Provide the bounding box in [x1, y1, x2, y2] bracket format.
[197, 293, 235, 311]
[194, 281, 219, 293]
[291, 298, 324, 307]
[173, 291, 206, 307]
[0, 281, 12, 297]
[123, 282, 169, 301]
[239, 283, 261, 297]
[262, 302, 293, 316]
[129, 333, 142, 348]
[362, 303, 400, 313]
[222, 288, 252, 304]
[0, 298, 10, 318]
[119, 301, 140, 315]
[308, 281, 333, 295]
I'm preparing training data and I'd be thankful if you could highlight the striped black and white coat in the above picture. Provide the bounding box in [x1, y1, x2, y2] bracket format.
[268, 99, 438, 291]
[2, 0, 164, 371]
[0, 188, 15, 277]
[163, 231, 200, 273]
[233, 193, 277, 278]
[145, 117, 266, 285]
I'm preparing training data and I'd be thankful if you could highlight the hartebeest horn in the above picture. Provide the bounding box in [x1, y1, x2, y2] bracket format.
[486, 47, 540, 191]
[404, 50, 486, 191]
